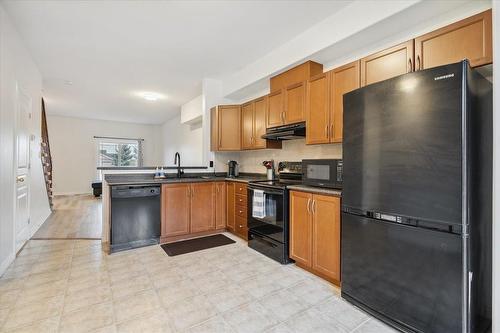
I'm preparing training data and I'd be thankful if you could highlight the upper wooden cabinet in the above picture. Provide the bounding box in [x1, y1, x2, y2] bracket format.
[267, 90, 284, 128]
[306, 61, 360, 144]
[241, 97, 281, 150]
[415, 9, 492, 70]
[306, 73, 330, 144]
[361, 40, 414, 87]
[330, 61, 360, 143]
[270, 61, 323, 92]
[290, 190, 341, 285]
[267, 82, 306, 128]
[284, 82, 306, 124]
[210, 105, 241, 151]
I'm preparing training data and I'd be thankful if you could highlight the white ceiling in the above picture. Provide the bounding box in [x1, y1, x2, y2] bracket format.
[3, 0, 350, 124]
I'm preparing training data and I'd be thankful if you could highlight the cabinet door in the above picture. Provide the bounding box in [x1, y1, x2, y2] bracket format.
[289, 191, 313, 267]
[210, 107, 218, 151]
[190, 183, 215, 233]
[226, 182, 235, 231]
[284, 82, 306, 124]
[330, 61, 360, 143]
[361, 40, 414, 87]
[241, 102, 254, 150]
[312, 194, 341, 282]
[218, 105, 241, 150]
[306, 73, 330, 144]
[415, 9, 492, 70]
[253, 96, 268, 149]
[215, 182, 226, 229]
[267, 90, 284, 128]
[161, 184, 190, 237]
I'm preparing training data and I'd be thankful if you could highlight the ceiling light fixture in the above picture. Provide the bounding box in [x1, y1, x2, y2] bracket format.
[136, 91, 165, 102]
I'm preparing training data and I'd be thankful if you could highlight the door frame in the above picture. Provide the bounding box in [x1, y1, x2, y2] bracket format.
[13, 82, 32, 253]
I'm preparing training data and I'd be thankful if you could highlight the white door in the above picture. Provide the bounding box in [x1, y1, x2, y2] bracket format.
[15, 85, 31, 251]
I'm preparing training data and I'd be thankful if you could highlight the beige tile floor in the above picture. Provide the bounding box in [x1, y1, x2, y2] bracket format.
[33, 195, 102, 239]
[0, 234, 397, 333]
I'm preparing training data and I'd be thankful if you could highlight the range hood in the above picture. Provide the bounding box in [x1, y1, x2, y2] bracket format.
[261, 122, 306, 140]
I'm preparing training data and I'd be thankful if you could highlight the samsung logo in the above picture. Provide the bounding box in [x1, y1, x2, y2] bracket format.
[434, 73, 455, 81]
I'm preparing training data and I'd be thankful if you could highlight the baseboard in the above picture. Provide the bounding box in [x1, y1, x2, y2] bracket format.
[0, 252, 15, 277]
[30, 209, 52, 238]
[53, 191, 92, 196]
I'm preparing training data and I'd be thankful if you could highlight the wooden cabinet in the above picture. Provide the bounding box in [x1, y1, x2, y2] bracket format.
[241, 102, 254, 150]
[311, 194, 341, 282]
[210, 105, 241, 151]
[190, 182, 215, 233]
[290, 190, 341, 285]
[270, 61, 323, 92]
[215, 182, 226, 230]
[267, 90, 284, 128]
[361, 40, 414, 87]
[228, 182, 248, 240]
[161, 184, 190, 237]
[284, 82, 306, 124]
[267, 82, 306, 128]
[306, 61, 359, 144]
[241, 97, 281, 150]
[415, 9, 492, 70]
[289, 191, 312, 266]
[226, 182, 235, 231]
[330, 61, 360, 143]
[161, 181, 225, 242]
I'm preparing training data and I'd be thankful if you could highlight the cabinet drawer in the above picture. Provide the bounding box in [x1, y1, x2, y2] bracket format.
[235, 216, 248, 240]
[236, 205, 247, 218]
[235, 194, 247, 207]
[235, 183, 247, 195]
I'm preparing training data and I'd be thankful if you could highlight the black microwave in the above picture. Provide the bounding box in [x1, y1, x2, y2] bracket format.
[302, 159, 343, 189]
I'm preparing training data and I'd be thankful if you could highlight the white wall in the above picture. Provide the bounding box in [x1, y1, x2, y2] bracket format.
[0, 4, 51, 275]
[161, 114, 204, 167]
[47, 115, 162, 195]
[492, 2, 499, 331]
[180, 95, 203, 124]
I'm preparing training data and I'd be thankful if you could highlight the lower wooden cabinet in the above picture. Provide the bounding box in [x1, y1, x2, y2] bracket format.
[161, 182, 224, 242]
[215, 182, 226, 229]
[161, 184, 190, 237]
[190, 182, 215, 233]
[290, 190, 341, 285]
[227, 182, 248, 240]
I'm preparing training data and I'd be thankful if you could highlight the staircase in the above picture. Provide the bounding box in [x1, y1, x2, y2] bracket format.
[41, 99, 53, 209]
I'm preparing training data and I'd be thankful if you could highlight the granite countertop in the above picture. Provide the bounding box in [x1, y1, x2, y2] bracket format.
[287, 184, 342, 197]
[104, 173, 267, 186]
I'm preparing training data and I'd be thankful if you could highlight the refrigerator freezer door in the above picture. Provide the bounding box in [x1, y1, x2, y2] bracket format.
[341, 213, 462, 332]
[342, 63, 464, 226]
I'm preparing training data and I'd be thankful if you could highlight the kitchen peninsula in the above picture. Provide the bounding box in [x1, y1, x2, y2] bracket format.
[101, 169, 267, 253]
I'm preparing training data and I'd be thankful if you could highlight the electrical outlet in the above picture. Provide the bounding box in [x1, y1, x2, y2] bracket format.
[209, 161, 214, 168]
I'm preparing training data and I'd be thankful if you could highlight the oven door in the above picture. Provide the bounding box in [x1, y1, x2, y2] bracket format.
[247, 186, 285, 243]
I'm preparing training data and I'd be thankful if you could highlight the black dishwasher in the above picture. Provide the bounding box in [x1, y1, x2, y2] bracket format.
[111, 185, 161, 253]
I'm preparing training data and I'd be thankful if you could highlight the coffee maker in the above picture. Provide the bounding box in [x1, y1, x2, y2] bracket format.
[227, 160, 239, 178]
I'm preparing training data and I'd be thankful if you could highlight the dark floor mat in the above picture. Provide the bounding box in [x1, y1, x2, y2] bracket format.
[160, 234, 236, 256]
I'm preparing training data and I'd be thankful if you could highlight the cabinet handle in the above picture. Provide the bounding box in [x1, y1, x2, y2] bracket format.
[408, 58, 412, 73]
[330, 124, 334, 139]
[187, 188, 190, 197]
[416, 55, 421, 71]
[191, 187, 194, 197]
[281, 111, 285, 123]
[307, 198, 311, 213]
[325, 125, 329, 138]
[312, 200, 316, 214]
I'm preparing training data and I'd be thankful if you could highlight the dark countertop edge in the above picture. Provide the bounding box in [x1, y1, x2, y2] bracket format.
[98, 166, 208, 170]
[105, 174, 268, 186]
[287, 185, 342, 197]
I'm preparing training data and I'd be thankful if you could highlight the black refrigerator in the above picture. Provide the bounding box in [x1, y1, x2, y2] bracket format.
[341, 61, 492, 333]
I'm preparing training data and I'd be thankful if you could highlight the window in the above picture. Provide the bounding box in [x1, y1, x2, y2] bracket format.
[95, 137, 143, 168]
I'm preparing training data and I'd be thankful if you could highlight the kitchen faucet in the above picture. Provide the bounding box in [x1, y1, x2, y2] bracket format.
[174, 152, 183, 178]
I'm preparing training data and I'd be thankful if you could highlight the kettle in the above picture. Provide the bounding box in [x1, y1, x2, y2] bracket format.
[227, 160, 239, 178]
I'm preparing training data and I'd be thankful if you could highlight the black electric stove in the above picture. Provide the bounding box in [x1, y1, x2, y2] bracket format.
[247, 162, 302, 264]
